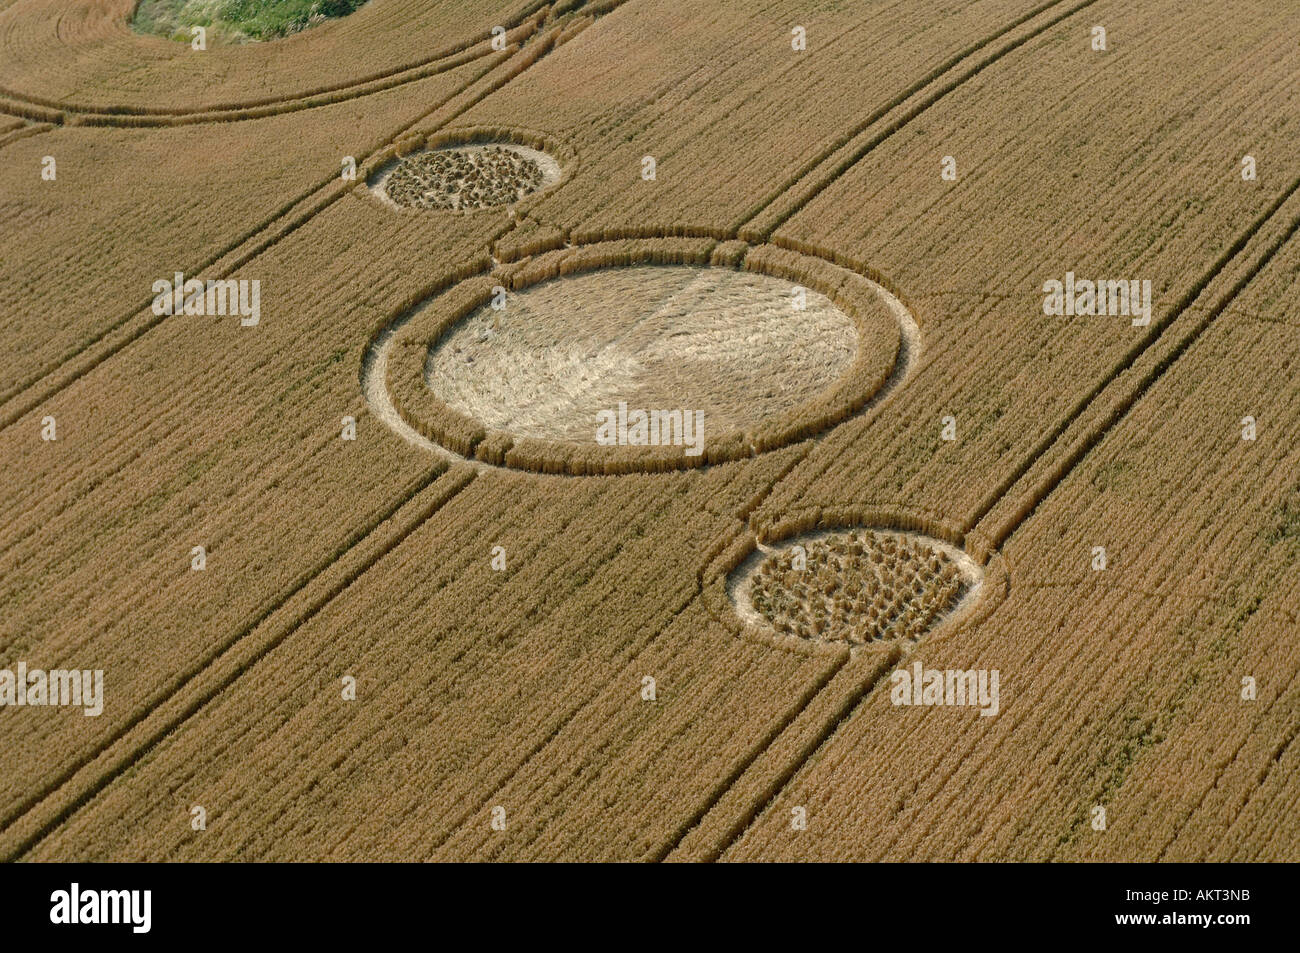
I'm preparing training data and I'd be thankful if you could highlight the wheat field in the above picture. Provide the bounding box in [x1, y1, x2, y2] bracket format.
[0, 0, 1296, 864]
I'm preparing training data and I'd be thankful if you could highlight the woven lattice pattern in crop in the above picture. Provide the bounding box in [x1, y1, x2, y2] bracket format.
[750, 530, 966, 644]
[385, 147, 546, 211]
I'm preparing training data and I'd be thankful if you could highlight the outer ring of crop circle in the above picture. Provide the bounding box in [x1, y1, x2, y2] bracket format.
[699, 505, 1010, 657]
[372, 237, 910, 475]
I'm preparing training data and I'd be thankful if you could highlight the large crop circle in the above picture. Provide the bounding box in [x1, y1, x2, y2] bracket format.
[368, 242, 911, 474]
[428, 266, 855, 442]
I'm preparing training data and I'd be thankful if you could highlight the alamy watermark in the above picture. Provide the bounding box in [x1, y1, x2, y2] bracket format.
[890, 661, 999, 717]
[1043, 271, 1151, 326]
[595, 401, 704, 456]
[50, 884, 150, 933]
[151, 272, 260, 326]
[0, 662, 103, 716]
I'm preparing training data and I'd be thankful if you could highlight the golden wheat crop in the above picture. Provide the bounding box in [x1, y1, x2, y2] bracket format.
[1, 0, 1298, 868]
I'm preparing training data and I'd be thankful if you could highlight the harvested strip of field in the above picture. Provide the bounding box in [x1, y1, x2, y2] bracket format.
[427, 265, 855, 443]
[735, 529, 978, 646]
[372, 143, 560, 211]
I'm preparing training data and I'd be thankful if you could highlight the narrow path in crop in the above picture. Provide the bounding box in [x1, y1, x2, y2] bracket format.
[0, 56, 489, 421]
[0, 41, 498, 128]
[0, 119, 50, 152]
[422, 582, 704, 860]
[0, 0, 621, 859]
[732, 0, 1103, 240]
[0, 8, 572, 429]
[0, 464, 477, 861]
[973, 176, 1300, 552]
[708, 170, 1300, 865]
[665, 531, 991, 860]
[690, 655, 902, 861]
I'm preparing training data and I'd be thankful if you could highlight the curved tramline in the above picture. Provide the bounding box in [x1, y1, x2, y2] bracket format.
[0, 0, 563, 120]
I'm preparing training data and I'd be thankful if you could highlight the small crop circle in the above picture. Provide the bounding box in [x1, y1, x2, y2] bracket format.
[381, 145, 558, 211]
[745, 529, 975, 644]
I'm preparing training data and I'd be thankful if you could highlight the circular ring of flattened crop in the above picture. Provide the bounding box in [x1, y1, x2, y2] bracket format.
[736, 528, 980, 645]
[699, 506, 1008, 657]
[361, 127, 574, 217]
[365, 238, 914, 475]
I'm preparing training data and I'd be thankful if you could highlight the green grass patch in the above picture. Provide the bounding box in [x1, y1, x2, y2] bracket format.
[133, 0, 367, 44]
